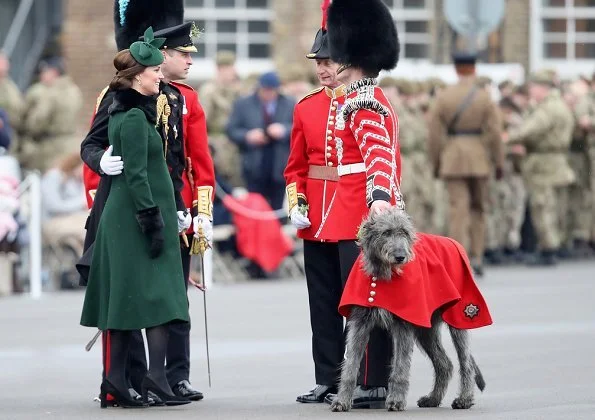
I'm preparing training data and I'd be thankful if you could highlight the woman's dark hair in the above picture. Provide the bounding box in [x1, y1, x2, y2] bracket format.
[109, 50, 145, 90]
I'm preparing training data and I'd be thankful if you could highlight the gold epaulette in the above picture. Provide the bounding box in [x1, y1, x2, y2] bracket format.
[95, 86, 109, 113]
[298, 86, 324, 104]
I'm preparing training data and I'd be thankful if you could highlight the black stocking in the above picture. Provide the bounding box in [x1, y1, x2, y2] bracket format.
[106, 330, 132, 392]
[146, 324, 173, 394]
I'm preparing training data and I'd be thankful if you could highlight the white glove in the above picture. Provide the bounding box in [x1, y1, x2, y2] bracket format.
[289, 206, 311, 230]
[193, 214, 213, 243]
[99, 145, 124, 175]
[177, 210, 192, 233]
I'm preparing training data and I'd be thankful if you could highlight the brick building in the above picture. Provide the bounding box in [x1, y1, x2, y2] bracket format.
[56, 0, 595, 128]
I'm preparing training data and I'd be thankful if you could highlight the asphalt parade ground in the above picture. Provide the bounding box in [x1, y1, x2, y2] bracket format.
[1, 260, 595, 419]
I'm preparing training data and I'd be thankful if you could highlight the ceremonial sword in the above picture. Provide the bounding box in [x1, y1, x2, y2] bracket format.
[190, 224, 212, 388]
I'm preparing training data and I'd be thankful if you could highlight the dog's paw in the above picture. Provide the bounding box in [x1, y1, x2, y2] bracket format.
[330, 400, 351, 412]
[451, 396, 474, 409]
[417, 395, 441, 408]
[386, 398, 406, 412]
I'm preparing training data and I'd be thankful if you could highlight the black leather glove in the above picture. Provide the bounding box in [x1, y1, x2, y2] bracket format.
[495, 167, 504, 181]
[136, 206, 165, 259]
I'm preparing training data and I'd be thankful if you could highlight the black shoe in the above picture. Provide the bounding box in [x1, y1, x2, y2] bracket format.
[324, 386, 387, 409]
[572, 239, 594, 259]
[471, 264, 484, 277]
[296, 384, 337, 403]
[526, 250, 557, 266]
[484, 248, 504, 265]
[100, 380, 148, 408]
[172, 380, 204, 401]
[141, 375, 191, 406]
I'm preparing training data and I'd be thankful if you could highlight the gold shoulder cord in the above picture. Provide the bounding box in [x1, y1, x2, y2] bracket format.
[156, 93, 171, 157]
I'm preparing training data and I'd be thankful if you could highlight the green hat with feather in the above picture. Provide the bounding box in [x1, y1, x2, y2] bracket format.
[129, 27, 165, 66]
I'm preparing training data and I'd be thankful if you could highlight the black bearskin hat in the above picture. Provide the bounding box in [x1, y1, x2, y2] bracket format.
[327, 0, 399, 75]
[114, 0, 184, 51]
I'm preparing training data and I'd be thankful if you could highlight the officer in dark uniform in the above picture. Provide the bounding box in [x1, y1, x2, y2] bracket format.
[79, 0, 204, 405]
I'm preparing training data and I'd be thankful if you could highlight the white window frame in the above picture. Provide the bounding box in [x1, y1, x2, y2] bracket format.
[386, 0, 434, 63]
[530, 0, 595, 78]
[185, 0, 275, 81]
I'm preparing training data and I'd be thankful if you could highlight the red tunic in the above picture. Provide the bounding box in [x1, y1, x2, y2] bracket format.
[339, 233, 493, 330]
[316, 79, 404, 241]
[284, 86, 346, 241]
[171, 82, 216, 234]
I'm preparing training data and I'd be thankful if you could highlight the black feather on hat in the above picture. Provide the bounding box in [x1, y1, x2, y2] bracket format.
[327, 0, 399, 75]
[114, 0, 184, 51]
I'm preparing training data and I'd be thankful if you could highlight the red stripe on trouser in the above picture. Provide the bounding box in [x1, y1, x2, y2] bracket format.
[364, 345, 369, 386]
[102, 331, 115, 401]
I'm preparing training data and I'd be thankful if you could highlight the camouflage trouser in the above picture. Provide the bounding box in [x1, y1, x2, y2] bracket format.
[589, 147, 595, 242]
[209, 133, 245, 187]
[502, 173, 526, 250]
[431, 179, 449, 235]
[528, 185, 568, 251]
[564, 151, 591, 244]
[485, 177, 508, 250]
[401, 177, 434, 233]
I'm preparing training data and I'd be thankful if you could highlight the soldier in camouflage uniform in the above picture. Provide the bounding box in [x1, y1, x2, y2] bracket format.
[0, 52, 24, 153]
[497, 96, 528, 262]
[424, 78, 448, 235]
[18, 57, 83, 172]
[505, 71, 575, 265]
[396, 79, 434, 232]
[575, 76, 595, 252]
[198, 50, 243, 187]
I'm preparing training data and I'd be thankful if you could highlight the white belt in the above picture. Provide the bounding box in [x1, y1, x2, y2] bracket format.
[337, 162, 366, 176]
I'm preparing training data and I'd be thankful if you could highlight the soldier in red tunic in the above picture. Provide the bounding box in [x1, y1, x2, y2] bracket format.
[319, 0, 403, 408]
[284, 0, 348, 403]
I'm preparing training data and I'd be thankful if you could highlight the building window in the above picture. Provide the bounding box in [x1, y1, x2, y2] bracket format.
[532, 0, 595, 73]
[184, 0, 272, 60]
[382, 0, 434, 61]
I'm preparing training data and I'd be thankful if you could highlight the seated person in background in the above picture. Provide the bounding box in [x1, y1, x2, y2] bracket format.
[40, 151, 88, 252]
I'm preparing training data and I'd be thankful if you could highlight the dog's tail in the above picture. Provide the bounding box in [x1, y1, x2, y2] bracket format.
[471, 355, 486, 392]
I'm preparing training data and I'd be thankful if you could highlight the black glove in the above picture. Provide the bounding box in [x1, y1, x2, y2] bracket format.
[136, 206, 165, 259]
[495, 167, 504, 181]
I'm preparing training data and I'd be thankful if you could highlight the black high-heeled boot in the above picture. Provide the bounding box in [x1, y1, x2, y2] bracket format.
[141, 375, 191, 406]
[100, 379, 148, 408]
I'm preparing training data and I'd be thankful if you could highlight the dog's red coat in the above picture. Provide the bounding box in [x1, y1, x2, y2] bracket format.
[339, 233, 493, 329]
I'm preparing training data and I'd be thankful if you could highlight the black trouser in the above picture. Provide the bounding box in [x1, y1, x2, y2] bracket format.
[166, 237, 192, 386]
[338, 240, 391, 388]
[123, 237, 192, 389]
[304, 240, 344, 386]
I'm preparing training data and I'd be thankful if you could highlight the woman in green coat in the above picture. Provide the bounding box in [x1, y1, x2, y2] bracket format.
[80, 28, 189, 408]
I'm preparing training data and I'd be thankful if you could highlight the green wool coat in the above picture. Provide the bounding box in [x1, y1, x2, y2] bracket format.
[80, 88, 189, 330]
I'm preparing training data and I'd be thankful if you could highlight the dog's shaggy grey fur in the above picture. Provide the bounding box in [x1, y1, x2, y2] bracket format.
[331, 208, 485, 412]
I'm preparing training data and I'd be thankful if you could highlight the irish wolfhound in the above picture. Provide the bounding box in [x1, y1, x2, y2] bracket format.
[330, 208, 489, 412]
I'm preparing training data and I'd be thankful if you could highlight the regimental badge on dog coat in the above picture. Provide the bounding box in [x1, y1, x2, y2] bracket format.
[339, 233, 493, 329]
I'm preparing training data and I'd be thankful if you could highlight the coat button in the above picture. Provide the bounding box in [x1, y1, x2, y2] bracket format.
[372, 276, 377, 281]
[331, 106, 336, 111]
[327, 146, 332, 151]
[368, 297, 374, 303]
[327, 129, 332, 134]
[333, 100, 339, 106]
[326, 152, 331, 158]
[370, 291, 376, 297]
[328, 115, 334, 120]
[327, 162, 334, 167]
[371, 282, 377, 288]
[328, 121, 334, 126]
[327, 136, 333, 141]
